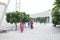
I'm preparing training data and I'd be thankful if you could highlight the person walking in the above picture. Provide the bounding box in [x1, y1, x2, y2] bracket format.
[28, 22, 30, 28]
[20, 22, 24, 33]
[30, 20, 33, 29]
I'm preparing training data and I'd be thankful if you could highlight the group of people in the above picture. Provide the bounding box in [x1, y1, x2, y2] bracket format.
[20, 20, 33, 33]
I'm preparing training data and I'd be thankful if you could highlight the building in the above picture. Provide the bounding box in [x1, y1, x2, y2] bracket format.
[30, 10, 52, 23]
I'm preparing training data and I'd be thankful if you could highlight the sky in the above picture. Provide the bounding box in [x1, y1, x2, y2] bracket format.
[0, 0, 54, 14]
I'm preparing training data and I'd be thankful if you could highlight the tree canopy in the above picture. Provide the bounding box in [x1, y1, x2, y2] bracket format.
[6, 11, 31, 30]
[52, 0, 60, 26]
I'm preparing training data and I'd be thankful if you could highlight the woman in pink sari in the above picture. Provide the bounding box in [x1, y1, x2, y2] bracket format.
[20, 22, 24, 33]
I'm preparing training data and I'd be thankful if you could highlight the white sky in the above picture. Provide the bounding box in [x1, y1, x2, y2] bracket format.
[0, 0, 54, 14]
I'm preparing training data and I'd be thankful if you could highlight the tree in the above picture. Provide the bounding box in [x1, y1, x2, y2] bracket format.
[22, 13, 31, 23]
[6, 11, 22, 31]
[52, 0, 60, 26]
[6, 11, 31, 30]
[19, 12, 31, 27]
[37, 17, 46, 23]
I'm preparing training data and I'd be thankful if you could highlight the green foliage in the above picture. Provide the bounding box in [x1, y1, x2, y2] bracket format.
[21, 13, 31, 23]
[54, 0, 60, 5]
[37, 17, 46, 23]
[6, 11, 31, 30]
[52, 0, 60, 26]
[6, 11, 21, 24]
[6, 11, 31, 24]
[52, 17, 58, 25]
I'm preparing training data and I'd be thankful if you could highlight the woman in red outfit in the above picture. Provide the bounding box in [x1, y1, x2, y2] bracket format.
[30, 20, 33, 29]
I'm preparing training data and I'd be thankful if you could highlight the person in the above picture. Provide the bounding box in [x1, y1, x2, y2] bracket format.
[30, 20, 33, 29]
[28, 22, 30, 28]
[20, 22, 24, 33]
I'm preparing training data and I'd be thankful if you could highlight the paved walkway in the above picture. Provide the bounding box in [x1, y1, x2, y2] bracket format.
[0, 23, 60, 40]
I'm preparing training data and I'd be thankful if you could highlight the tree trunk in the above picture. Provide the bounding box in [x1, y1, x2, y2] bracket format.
[15, 23, 17, 31]
[53, 24, 56, 27]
